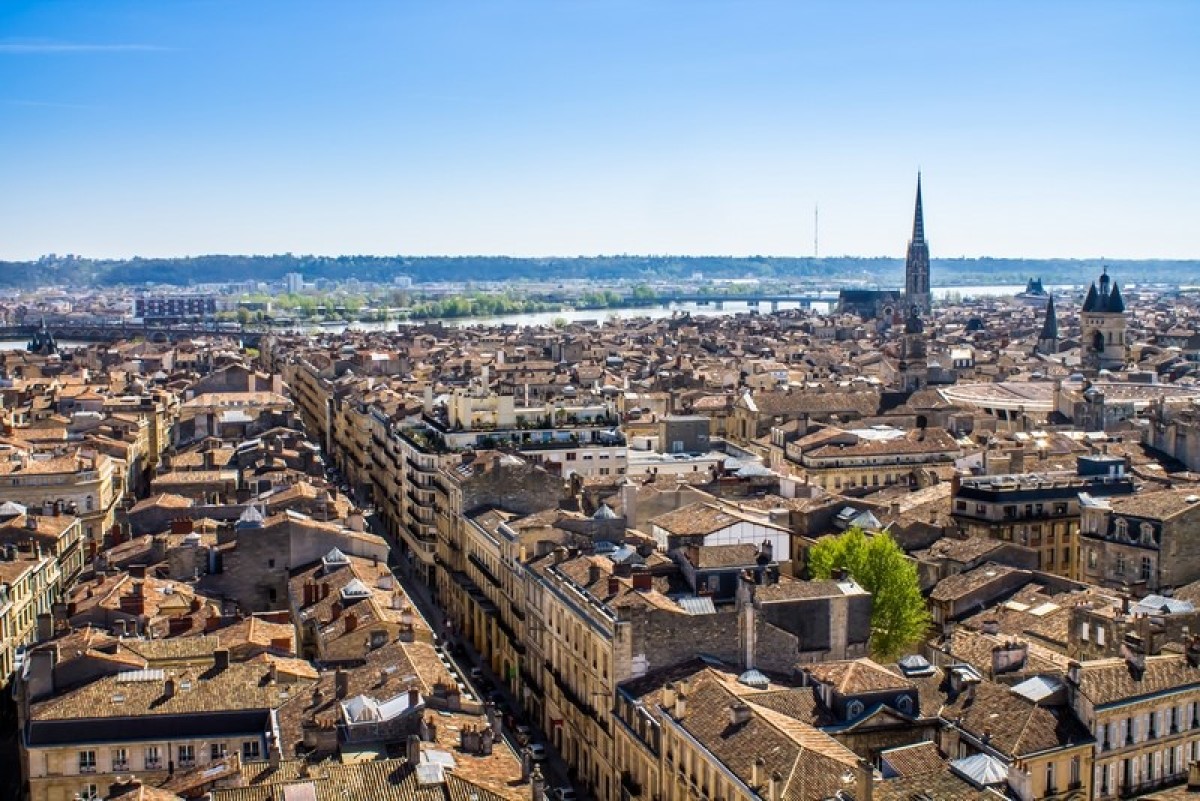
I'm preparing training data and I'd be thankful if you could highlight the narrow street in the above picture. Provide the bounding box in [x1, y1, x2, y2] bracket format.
[387, 542, 576, 800]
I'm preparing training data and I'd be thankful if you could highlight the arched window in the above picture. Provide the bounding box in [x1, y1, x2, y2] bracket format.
[85, 495, 94, 511]
[896, 696, 913, 715]
[846, 700, 864, 719]
[1141, 523, 1155, 545]
[1114, 518, 1128, 540]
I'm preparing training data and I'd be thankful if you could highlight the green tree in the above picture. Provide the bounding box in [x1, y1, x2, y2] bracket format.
[808, 528, 931, 660]
[236, 307, 251, 325]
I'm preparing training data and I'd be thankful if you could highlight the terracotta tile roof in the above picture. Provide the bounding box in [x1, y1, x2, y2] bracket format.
[940, 676, 1091, 758]
[650, 503, 741, 537]
[211, 757, 525, 801]
[929, 563, 1028, 603]
[31, 657, 314, 721]
[1075, 653, 1200, 707]
[670, 670, 862, 801]
[806, 659, 916, 696]
[879, 741, 947, 777]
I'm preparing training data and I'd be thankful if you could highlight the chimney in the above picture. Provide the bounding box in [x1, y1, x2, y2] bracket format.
[980, 619, 1000, 635]
[408, 686, 420, 708]
[129, 563, 146, 580]
[768, 771, 783, 801]
[939, 722, 960, 760]
[621, 479, 638, 527]
[751, 757, 765, 789]
[36, 612, 52, 642]
[1123, 634, 1146, 679]
[1189, 761, 1200, 792]
[330, 601, 342, 621]
[632, 570, 652, 592]
[213, 648, 230, 672]
[857, 759, 874, 801]
[344, 611, 358, 633]
[1187, 636, 1200, 669]
[406, 734, 422, 765]
[164, 677, 177, 700]
[661, 682, 677, 710]
[335, 667, 349, 699]
[607, 576, 620, 596]
[531, 765, 546, 801]
[588, 563, 602, 586]
[728, 702, 751, 727]
[673, 689, 687, 719]
[991, 641, 1029, 675]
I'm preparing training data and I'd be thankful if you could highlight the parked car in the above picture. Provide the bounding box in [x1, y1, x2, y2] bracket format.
[527, 743, 547, 761]
[553, 788, 578, 801]
[515, 724, 533, 745]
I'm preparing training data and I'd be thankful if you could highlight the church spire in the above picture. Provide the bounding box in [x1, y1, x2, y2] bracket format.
[1040, 294, 1058, 341]
[912, 172, 925, 244]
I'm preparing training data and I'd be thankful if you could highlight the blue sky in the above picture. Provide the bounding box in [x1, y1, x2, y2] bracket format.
[0, 0, 1196, 260]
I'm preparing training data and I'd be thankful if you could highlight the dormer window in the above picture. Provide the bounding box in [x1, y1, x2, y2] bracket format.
[846, 700, 864, 719]
[1114, 518, 1128, 540]
[896, 696, 913, 715]
[1141, 523, 1155, 546]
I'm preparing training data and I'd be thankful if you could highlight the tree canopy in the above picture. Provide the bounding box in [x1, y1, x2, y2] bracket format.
[808, 527, 931, 661]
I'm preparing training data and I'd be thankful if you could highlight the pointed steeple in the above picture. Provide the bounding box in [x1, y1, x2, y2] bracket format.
[912, 172, 925, 243]
[1108, 281, 1125, 313]
[1082, 283, 1099, 312]
[1040, 295, 1058, 341]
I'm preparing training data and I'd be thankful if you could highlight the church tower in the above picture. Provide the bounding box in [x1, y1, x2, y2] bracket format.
[898, 306, 928, 394]
[904, 173, 932, 314]
[1036, 294, 1059, 356]
[1080, 267, 1127, 372]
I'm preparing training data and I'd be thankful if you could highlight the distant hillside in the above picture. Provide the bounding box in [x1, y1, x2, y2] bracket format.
[0, 254, 1196, 289]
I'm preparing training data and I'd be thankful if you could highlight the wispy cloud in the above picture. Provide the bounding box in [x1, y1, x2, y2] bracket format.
[0, 40, 169, 54]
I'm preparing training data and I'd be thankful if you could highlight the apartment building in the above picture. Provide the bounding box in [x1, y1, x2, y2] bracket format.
[1068, 646, 1200, 798]
[0, 448, 118, 555]
[953, 461, 1135, 580]
[1080, 487, 1200, 595]
[784, 425, 961, 494]
[20, 651, 309, 801]
[0, 543, 59, 688]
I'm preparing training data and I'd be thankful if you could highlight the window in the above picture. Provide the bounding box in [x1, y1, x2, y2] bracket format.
[79, 750, 97, 773]
[956, 501, 967, 511]
[1045, 762, 1056, 794]
[1097, 627, 1106, 646]
[111, 748, 128, 770]
[178, 744, 195, 767]
[1003, 505, 1017, 519]
[1115, 518, 1128, 539]
[975, 503, 985, 514]
[243, 740, 261, 760]
[845, 700, 864, 719]
[211, 743, 227, 761]
[1088, 549, 1098, 570]
[80, 785, 99, 800]
[1070, 756, 1081, 787]
[707, 575, 720, 594]
[896, 696, 913, 715]
[268, 558, 275, 568]
[145, 746, 161, 769]
[1141, 523, 1155, 545]
[1142, 557, 1153, 582]
[1116, 553, 1127, 576]
[1080, 622, 1090, 642]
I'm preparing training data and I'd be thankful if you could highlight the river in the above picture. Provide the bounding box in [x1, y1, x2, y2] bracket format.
[0, 283, 1075, 348]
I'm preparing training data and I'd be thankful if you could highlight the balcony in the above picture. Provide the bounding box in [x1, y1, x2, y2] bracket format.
[407, 456, 436, 473]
